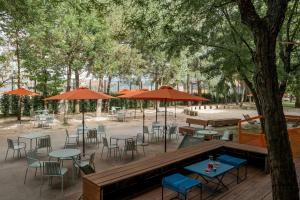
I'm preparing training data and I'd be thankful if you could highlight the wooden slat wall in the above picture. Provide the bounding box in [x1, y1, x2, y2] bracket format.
[82, 141, 268, 200]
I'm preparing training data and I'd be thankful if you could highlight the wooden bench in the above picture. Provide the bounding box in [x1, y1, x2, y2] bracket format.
[186, 118, 208, 128]
[208, 118, 241, 127]
[82, 141, 268, 200]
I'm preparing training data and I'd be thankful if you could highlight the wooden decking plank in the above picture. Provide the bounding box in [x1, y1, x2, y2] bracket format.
[89, 141, 224, 185]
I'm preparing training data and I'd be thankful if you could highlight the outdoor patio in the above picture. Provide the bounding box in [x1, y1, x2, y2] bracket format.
[0, 107, 298, 200]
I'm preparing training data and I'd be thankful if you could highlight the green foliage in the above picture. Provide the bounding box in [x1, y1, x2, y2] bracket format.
[0, 94, 10, 116]
[22, 96, 31, 116]
[32, 96, 44, 111]
[10, 95, 19, 116]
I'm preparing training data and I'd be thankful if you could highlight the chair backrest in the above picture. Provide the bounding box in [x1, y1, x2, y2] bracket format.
[87, 129, 97, 138]
[136, 133, 143, 143]
[38, 136, 51, 148]
[221, 130, 232, 141]
[26, 150, 39, 165]
[243, 114, 255, 124]
[43, 161, 61, 176]
[64, 143, 78, 149]
[65, 129, 69, 137]
[124, 139, 136, 151]
[169, 126, 177, 135]
[102, 137, 109, 147]
[97, 125, 105, 133]
[89, 152, 95, 166]
[7, 139, 14, 149]
[143, 126, 149, 134]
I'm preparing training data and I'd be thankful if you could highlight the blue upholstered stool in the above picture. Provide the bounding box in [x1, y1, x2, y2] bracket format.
[162, 173, 202, 200]
[217, 154, 247, 183]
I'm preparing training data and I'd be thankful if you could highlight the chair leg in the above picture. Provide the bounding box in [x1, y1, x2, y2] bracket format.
[35, 168, 37, 176]
[101, 146, 104, 158]
[61, 176, 64, 193]
[5, 149, 9, 160]
[24, 167, 29, 184]
[13, 150, 15, 158]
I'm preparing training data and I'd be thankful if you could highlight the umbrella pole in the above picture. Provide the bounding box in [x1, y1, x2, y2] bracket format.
[142, 102, 145, 143]
[174, 102, 176, 121]
[134, 101, 137, 119]
[82, 103, 85, 157]
[155, 100, 158, 122]
[164, 100, 167, 153]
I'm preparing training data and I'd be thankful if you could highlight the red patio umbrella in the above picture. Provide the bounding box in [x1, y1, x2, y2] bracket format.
[118, 89, 149, 140]
[129, 86, 209, 152]
[3, 88, 40, 123]
[115, 89, 130, 95]
[45, 87, 115, 156]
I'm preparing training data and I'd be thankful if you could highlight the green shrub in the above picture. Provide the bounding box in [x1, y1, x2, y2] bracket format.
[0, 94, 10, 116]
[10, 95, 19, 116]
[23, 96, 31, 116]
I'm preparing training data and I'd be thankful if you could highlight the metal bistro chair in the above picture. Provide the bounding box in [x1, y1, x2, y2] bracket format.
[135, 133, 149, 156]
[168, 126, 179, 141]
[5, 138, 26, 160]
[65, 129, 79, 146]
[151, 122, 162, 142]
[101, 137, 119, 159]
[122, 138, 137, 160]
[86, 129, 99, 147]
[37, 136, 52, 153]
[40, 161, 68, 193]
[24, 150, 44, 184]
[74, 152, 95, 176]
[220, 130, 233, 141]
[97, 125, 107, 142]
[43, 116, 54, 128]
[117, 112, 126, 122]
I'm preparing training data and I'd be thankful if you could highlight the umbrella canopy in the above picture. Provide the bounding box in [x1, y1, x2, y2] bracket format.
[3, 88, 40, 123]
[130, 85, 209, 152]
[45, 87, 113, 100]
[45, 87, 115, 156]
[129, 86, 209, 101]
[116, 89, 130, 95]
[3, 88, 40, 96]
[118, 89, 149, 98]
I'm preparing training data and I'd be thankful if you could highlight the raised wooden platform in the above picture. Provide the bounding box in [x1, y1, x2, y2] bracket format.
[82, 141, 268, 200]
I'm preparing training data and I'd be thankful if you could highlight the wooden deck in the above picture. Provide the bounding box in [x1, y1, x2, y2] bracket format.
[134, 158, 300, 200]
[82, 140, 268, 200]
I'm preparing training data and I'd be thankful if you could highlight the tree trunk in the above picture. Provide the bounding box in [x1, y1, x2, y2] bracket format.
[239, 82, 246, 107]
[15, 35, 21, 121]
[74, 70, 80, 113]
[102, 75, 112, 112]
[254, 30, 298, 200]
[295, 91, 300, 108]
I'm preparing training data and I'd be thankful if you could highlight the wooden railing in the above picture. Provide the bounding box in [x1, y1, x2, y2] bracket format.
[238, 115, 300, 157]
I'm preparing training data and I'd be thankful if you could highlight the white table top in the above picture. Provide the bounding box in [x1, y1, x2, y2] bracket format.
[196, 130, 218, 135]
[49, 149, 81, 159]
[19, 132, 48, 140]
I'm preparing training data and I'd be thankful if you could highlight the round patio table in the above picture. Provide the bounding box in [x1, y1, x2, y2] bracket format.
[195, 130, 218, 140]
[49, 149, 81, 182]
[110, 135, 134, 141]
[49, 149, 81, 159]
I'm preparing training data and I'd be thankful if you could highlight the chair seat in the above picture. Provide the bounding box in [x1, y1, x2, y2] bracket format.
[76, 160, 89, 168]
[108, 145, 118, 149]
[60, 167, 68, 175]
[162, 173, 201, 195]
[69, 134, 79, 138]
[137, 142, 149, 146]
[14, 144, 26, 150]
[217, 154, 247, 167]
[29, 161, 43, 168]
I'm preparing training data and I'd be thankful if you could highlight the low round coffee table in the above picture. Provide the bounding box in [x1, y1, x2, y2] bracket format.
[195, 130, 218, 140]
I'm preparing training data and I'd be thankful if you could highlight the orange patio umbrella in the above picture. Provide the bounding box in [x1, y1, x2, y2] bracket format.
[115, 89, 130, 95]
[129, 86, 209, 152]
[3, 88, 40, 123]
[118, 89, 149, 140]
[3, 87, 40, 96]
[45, 87, 115, 156]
